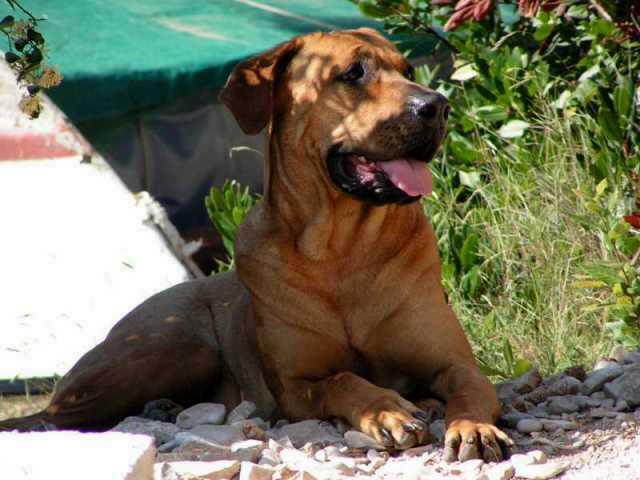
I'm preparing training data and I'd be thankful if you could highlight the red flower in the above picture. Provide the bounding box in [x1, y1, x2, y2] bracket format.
[518, 0, 562, 18]
[624, 214, 640, 229]
[444, 0, 494, 31]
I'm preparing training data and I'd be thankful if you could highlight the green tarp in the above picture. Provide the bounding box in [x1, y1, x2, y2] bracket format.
[31, 0, 380, 122]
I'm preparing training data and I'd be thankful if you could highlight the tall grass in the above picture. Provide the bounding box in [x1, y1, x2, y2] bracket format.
[425, 102, 614, 377]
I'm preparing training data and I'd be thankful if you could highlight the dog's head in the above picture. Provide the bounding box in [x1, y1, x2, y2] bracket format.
[221, 28, 448, 206]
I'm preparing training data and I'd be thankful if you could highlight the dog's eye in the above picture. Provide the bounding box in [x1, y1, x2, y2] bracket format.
[339, 62, 366, 83]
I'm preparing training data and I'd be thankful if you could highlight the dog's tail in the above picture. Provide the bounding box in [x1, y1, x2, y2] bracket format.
[0, 411, 56, 432]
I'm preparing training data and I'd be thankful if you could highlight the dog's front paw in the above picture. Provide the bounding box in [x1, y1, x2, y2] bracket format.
[357, 396, 433, 450]
[443, 419, 513, 462]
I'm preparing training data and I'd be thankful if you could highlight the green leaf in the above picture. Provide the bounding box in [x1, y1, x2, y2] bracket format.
[358, 1, 391, 19]
[451, 64, 478, 82]
[502, 338, 515, 370]
[474, 105, 509, 122]
[459, 170, 482, 189]
[460, 233, 480, 271]
[534, 23, 554, 42]
[0, 15, 15, 29]
[595, 178, 608, 196]
[513, 359, 532, 377]
[498, 120, 530, 139]
[613, 76, 633, 119]
[578, 64, 600, 83]
[597, 107, 623, 143]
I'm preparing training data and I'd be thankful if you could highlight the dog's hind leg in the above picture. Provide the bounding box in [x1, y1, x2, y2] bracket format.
[0, 276, 240, 432]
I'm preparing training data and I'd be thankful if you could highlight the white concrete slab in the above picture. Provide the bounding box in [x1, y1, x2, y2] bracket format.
[0, 155, 192, 379]
[0, 431, 155, 480]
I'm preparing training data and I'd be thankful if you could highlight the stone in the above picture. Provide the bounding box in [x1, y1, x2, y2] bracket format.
[486, 462, 515, 480]
[227, 400, 258, 424]
[142, 399, 183, 423]
[157, 460, 240, 480]
[593, 359, 618, 371]
[571, 394, 601, 408]
[429, 419, 446, 442]
[601, 398, 615, 408]
[603, 365, 640, 407]
[175, 424, 245, 447]
[545, 396, 580, 414]
[526, 450, 547, 463]
[459, 458, 484, 474]
[516, 418, 543, 433]
[239, 461, 274, 480]
[562, 365, 587, 381]
[590, 391, 606, 400]
[230, 439, 266, 462]
[609, 344, 627, 363]
[510, 453, 537, 468]
[623, 351, 640, 364]
[176, 403, 226, 429]
[526, 405, 550, 418]
[0, 431, 155, 480]
[514, 462, 568, 479]
[343, 430, 384, 450]
[111, 417, 179, 447]
[540, 419, 577, 431]
[499, 411, 534, 428]
[158, 441, 237, 462]
[495, 382, 520, 404]
[589, 407, 619, 419]
[614, 399, 630, 411]
[512, 369, 543, 394]
[375, 457, 426, 478]
[269, 420, 342, 448]
[583, 364, 625, 395]
[259, 447, 281, 467]
[546, 375, 582, 396]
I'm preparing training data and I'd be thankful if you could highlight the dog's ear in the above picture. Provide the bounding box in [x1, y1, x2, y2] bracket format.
[220, 38, 301, 135]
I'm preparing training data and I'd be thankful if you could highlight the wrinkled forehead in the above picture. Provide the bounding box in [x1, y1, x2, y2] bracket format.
[289, 30, 409, 81]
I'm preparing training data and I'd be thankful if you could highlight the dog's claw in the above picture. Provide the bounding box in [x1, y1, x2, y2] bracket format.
[403, 420, 426, 433]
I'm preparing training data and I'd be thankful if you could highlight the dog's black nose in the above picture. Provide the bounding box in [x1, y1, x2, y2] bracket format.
[408, 92, 450, 128]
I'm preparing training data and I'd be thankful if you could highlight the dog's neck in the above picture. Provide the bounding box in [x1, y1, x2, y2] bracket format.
[262, 131, 427, 262]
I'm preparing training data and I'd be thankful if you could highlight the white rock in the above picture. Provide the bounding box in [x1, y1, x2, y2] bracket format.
[0, 431, 155, 480]
[343, 430, 385, 449]
[510, 453, 537, 468]
[609, 344, 627, 363]
[230, 439, 266, 462]
[111, 417, 179, 446]
[459, 458, 484, 474]
[486, 462, 515, 480]
[270, 420, 342, 448]
[227, 401, 258, 424]
[176, 403, 226, 429]
[594, 359, 619, 371]
[526, 450, 547, 464]
[514, 461, 568, 479]
[158, 460, 240, 480]
[238, 461, 274, 480]
[175, 424, 245, 446]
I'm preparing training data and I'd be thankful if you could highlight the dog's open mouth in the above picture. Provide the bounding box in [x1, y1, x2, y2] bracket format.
[327, 148, 433, 205]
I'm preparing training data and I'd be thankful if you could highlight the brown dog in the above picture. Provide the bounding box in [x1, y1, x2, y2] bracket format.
[1, 29, 511, 462]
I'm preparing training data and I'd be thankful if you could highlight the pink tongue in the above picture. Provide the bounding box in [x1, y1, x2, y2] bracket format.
[377, 159, 432, 197]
